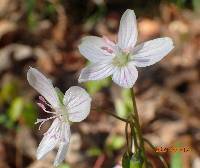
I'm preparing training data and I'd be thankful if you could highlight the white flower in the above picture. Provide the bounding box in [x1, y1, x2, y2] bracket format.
[78, 9, 174, 88]
[27, 67, 91, 167]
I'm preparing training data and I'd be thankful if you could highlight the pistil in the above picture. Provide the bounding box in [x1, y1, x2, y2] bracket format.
[112, 52, 130, 67]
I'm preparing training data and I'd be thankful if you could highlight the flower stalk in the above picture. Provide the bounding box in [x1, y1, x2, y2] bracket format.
[130, 88, 147, 168]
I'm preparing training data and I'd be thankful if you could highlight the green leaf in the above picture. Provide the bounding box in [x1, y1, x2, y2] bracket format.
[8, 97, 24, 121]
[0, 114, 15, 129]
[22, 102, 37, 127]
[0, 114, 7, 124]
[84, 78, 111, 95]
[122, 153, 132, 168]
[115, 99, 127, 118]
[122, 153, 141, 168]
[114, 89, 133, 118]
[122, 153, 142, 168]
[57, 164, 70, 168]
[122, 89, 133, 112]
[27, 13, 38, 29]
[170, 0, 187, 8]
[193, 0, 200, 13]
[106, 135, 125, 151]
[86, 147, 102, 157]
[44, 3, 56, 16]
[170, 150, 183, 168]
[1, 81, 18, 103]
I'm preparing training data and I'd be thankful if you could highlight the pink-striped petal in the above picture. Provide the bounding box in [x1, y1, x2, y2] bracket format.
[63, 86, 91, 122]
[112, 62, 138, 88]
[117, 9, 138, 50]
[78, 62, 115, 83]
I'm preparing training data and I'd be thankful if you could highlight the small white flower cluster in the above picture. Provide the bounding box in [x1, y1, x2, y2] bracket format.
[27, 9, 173, 166]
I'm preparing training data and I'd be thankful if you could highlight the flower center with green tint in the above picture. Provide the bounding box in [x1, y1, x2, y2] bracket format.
[55, 88, 70, 123]
[112, 52, 130, 67]
[60, 106, 69, 123]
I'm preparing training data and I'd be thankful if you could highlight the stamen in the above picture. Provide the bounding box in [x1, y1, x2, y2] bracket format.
[101, 46, 113, 54]
[35, 115, 58, 130]
[123, 48, 131, 54]
[39, 96, 52, 108]
[37, 102, 56, 114]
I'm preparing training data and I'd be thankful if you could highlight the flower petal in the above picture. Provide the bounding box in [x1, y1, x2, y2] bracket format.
[54, 123, 70, 167]
[131, 37, 174, 67]
[112, 62, 138, 88]
[117, 9, 138, 50]
[54, 142, 69, 167]
[78, 36, 115, 63]
[78, 62, 115, 83]
[36, 118, 60, 160]
[27, 67, 60, 108]
[63, 86, 91, 122]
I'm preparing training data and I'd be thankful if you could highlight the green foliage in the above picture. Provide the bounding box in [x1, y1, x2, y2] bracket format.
[84, 78, 111, 95]
[1, 81, 18, 103]
[170, 0, 187, 8]
[106, 135, 125, 151]
[84, 4, 107, 30]
[0, 114, 14, 129]
[26, 0, 36, 13]
[7, 97, 37, 127]
[122, 153, 143, 168]
[86, 147, 102, 157]
[0, 78, 37, 128]
[192, 0, 200, 13]
[114, 89, 133, 118]
[43, 2, 56, 17]
[25, 0, 57, 30]
[170, 150, 183, 168]
[22, 102, 37, 127]
[8, 97, 24, 121]
[58, 164, 71, 168]
[25, 0, 38, 29]
[122, 153, 133, 168]
[27, 13, 38, 29]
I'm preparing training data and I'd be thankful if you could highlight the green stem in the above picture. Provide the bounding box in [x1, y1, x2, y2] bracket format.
[143, 138, 169, 168]
[125, 121, 131, 155]
[130, 122, 139, 152]
[104, 111, 129, 123]
[130, 88, 147, 168]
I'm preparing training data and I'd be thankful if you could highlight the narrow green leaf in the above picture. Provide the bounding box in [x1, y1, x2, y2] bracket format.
[106, 135, 125, 151]
[84, 78, 111, 95]
[58, 164, 70, 168]
[122, 153, 142, 168]
[8, 97, 24, 121]
[86, 147, 102, 157]
[1, 81, 18, 102]
[170, 151, 183, 168]
[22, 102, 37, 127]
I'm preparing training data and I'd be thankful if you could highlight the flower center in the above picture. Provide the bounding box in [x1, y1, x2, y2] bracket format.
[35, 96, 70, 130]
[112, 51, 130, 67]
[58, 106, 69, 123]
